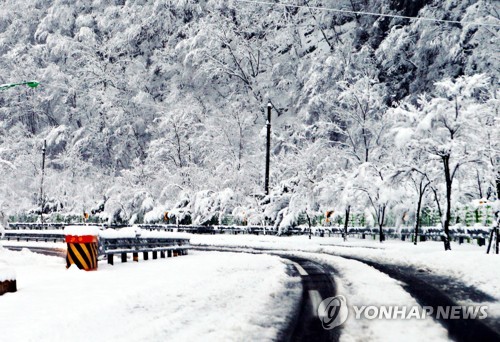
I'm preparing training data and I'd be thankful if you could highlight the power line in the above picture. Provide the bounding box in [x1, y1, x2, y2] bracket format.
[233, 0, 500, 28]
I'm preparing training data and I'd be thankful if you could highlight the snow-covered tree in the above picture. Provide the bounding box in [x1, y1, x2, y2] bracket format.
[391, 74, 497, 250]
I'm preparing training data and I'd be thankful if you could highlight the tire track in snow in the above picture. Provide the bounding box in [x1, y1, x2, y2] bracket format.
[284, 256, 341, 342]
[193, 246, 341, 341]
[335, 255, 500, 342]
[193, 244, 500, 341]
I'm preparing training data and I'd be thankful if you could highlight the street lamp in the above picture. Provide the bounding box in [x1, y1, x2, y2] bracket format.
[265, 101, 271, 196]
[0, 81, 43, 222]
[0, 81, 40, 91]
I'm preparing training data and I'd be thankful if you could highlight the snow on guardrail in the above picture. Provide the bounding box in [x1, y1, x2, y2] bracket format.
[99, 226, 191, 240]
[64, 225, 100, 236]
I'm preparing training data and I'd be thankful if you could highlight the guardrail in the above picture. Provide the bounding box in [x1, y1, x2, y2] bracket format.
[99, 230, 190, 266]
[5, 223, 270, 235]
[2, 230, 65, 243]
[315, 226, 491, 245]
[6, 223, 129, 230]
[2, 223, 493, 245]
[1, 226, 191, 270]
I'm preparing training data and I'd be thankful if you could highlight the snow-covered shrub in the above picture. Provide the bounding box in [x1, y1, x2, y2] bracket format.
[144, 206, 168, 224]
[190, 188, 238, 225]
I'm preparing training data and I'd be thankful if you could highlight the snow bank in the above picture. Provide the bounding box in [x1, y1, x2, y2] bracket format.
[0, 249, 300, 341]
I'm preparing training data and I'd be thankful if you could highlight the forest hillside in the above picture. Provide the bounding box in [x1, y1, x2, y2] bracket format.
[0, 0, 498, 229]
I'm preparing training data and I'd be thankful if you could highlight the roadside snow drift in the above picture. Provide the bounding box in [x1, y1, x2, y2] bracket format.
[0, 248, 300, 341]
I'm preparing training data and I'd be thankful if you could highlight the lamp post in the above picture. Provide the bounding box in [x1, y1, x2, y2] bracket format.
[265, 101, 271, 196]
[0, 81, 42, 221]
[39, 139, 46, 223]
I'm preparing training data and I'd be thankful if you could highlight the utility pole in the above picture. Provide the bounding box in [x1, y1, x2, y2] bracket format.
[265, 101, 271, 196]
[39, 139, 46, 223]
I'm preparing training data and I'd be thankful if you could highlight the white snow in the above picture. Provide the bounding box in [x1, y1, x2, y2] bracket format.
[0, 248, 300, 341]
[394, 127, 414, 148]
[64, 225, 100, 236]
[143, 205, 168, 223]
[283, 251, 449, 342]
[0, 266, 16, 281]
[2, 232, 499, 341]
[99, 226, 191, 240]
[191, 234, 500, 319]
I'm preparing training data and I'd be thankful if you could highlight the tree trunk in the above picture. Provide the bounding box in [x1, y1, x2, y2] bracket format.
[414, 194, 423, 246]
[496, 228, 499, 255]
[496, 170, 500, 200]
[442, 156, 452, 251]
[344, 206, 350, 242]
[379, 205, 386, 242]
[306, 211, 312, 239]
[476, 169, 483, 198]
[414, 181, 427, 245]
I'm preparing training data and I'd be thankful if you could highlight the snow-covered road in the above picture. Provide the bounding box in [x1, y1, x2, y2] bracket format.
[195, 245, 453, 341]
[190, 235, 500, 341]
[190, 234, 500, 312]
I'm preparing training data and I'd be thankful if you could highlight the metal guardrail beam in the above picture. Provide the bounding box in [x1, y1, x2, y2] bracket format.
[101, 237, 190, 254]
[100, 236, 190, 265]
[2, 231, 65, 243]
[1, 228, 192, 268]
[3, 223, 492, 239]
[1, 229, 191, 253]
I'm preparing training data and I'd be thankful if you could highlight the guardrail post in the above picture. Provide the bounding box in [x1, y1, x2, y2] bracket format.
[168, 250, 172, 257]
[143, 251, 149, 260]
[152, 251, 158, 259]
[133, 252, 139, 262]
[121, 253, 127, 263]
[108, 254, 114, 265]
[160, 251, 165, 258]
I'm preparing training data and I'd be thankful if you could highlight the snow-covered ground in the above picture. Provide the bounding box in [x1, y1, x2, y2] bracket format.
[191, 234, 500, 319]
[1, 234, 498, 341]
[190, 234, 500, 340]
[191, 235, 500, 318]
[0, 248, 300, 341]
[285, 250, 450, 342]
